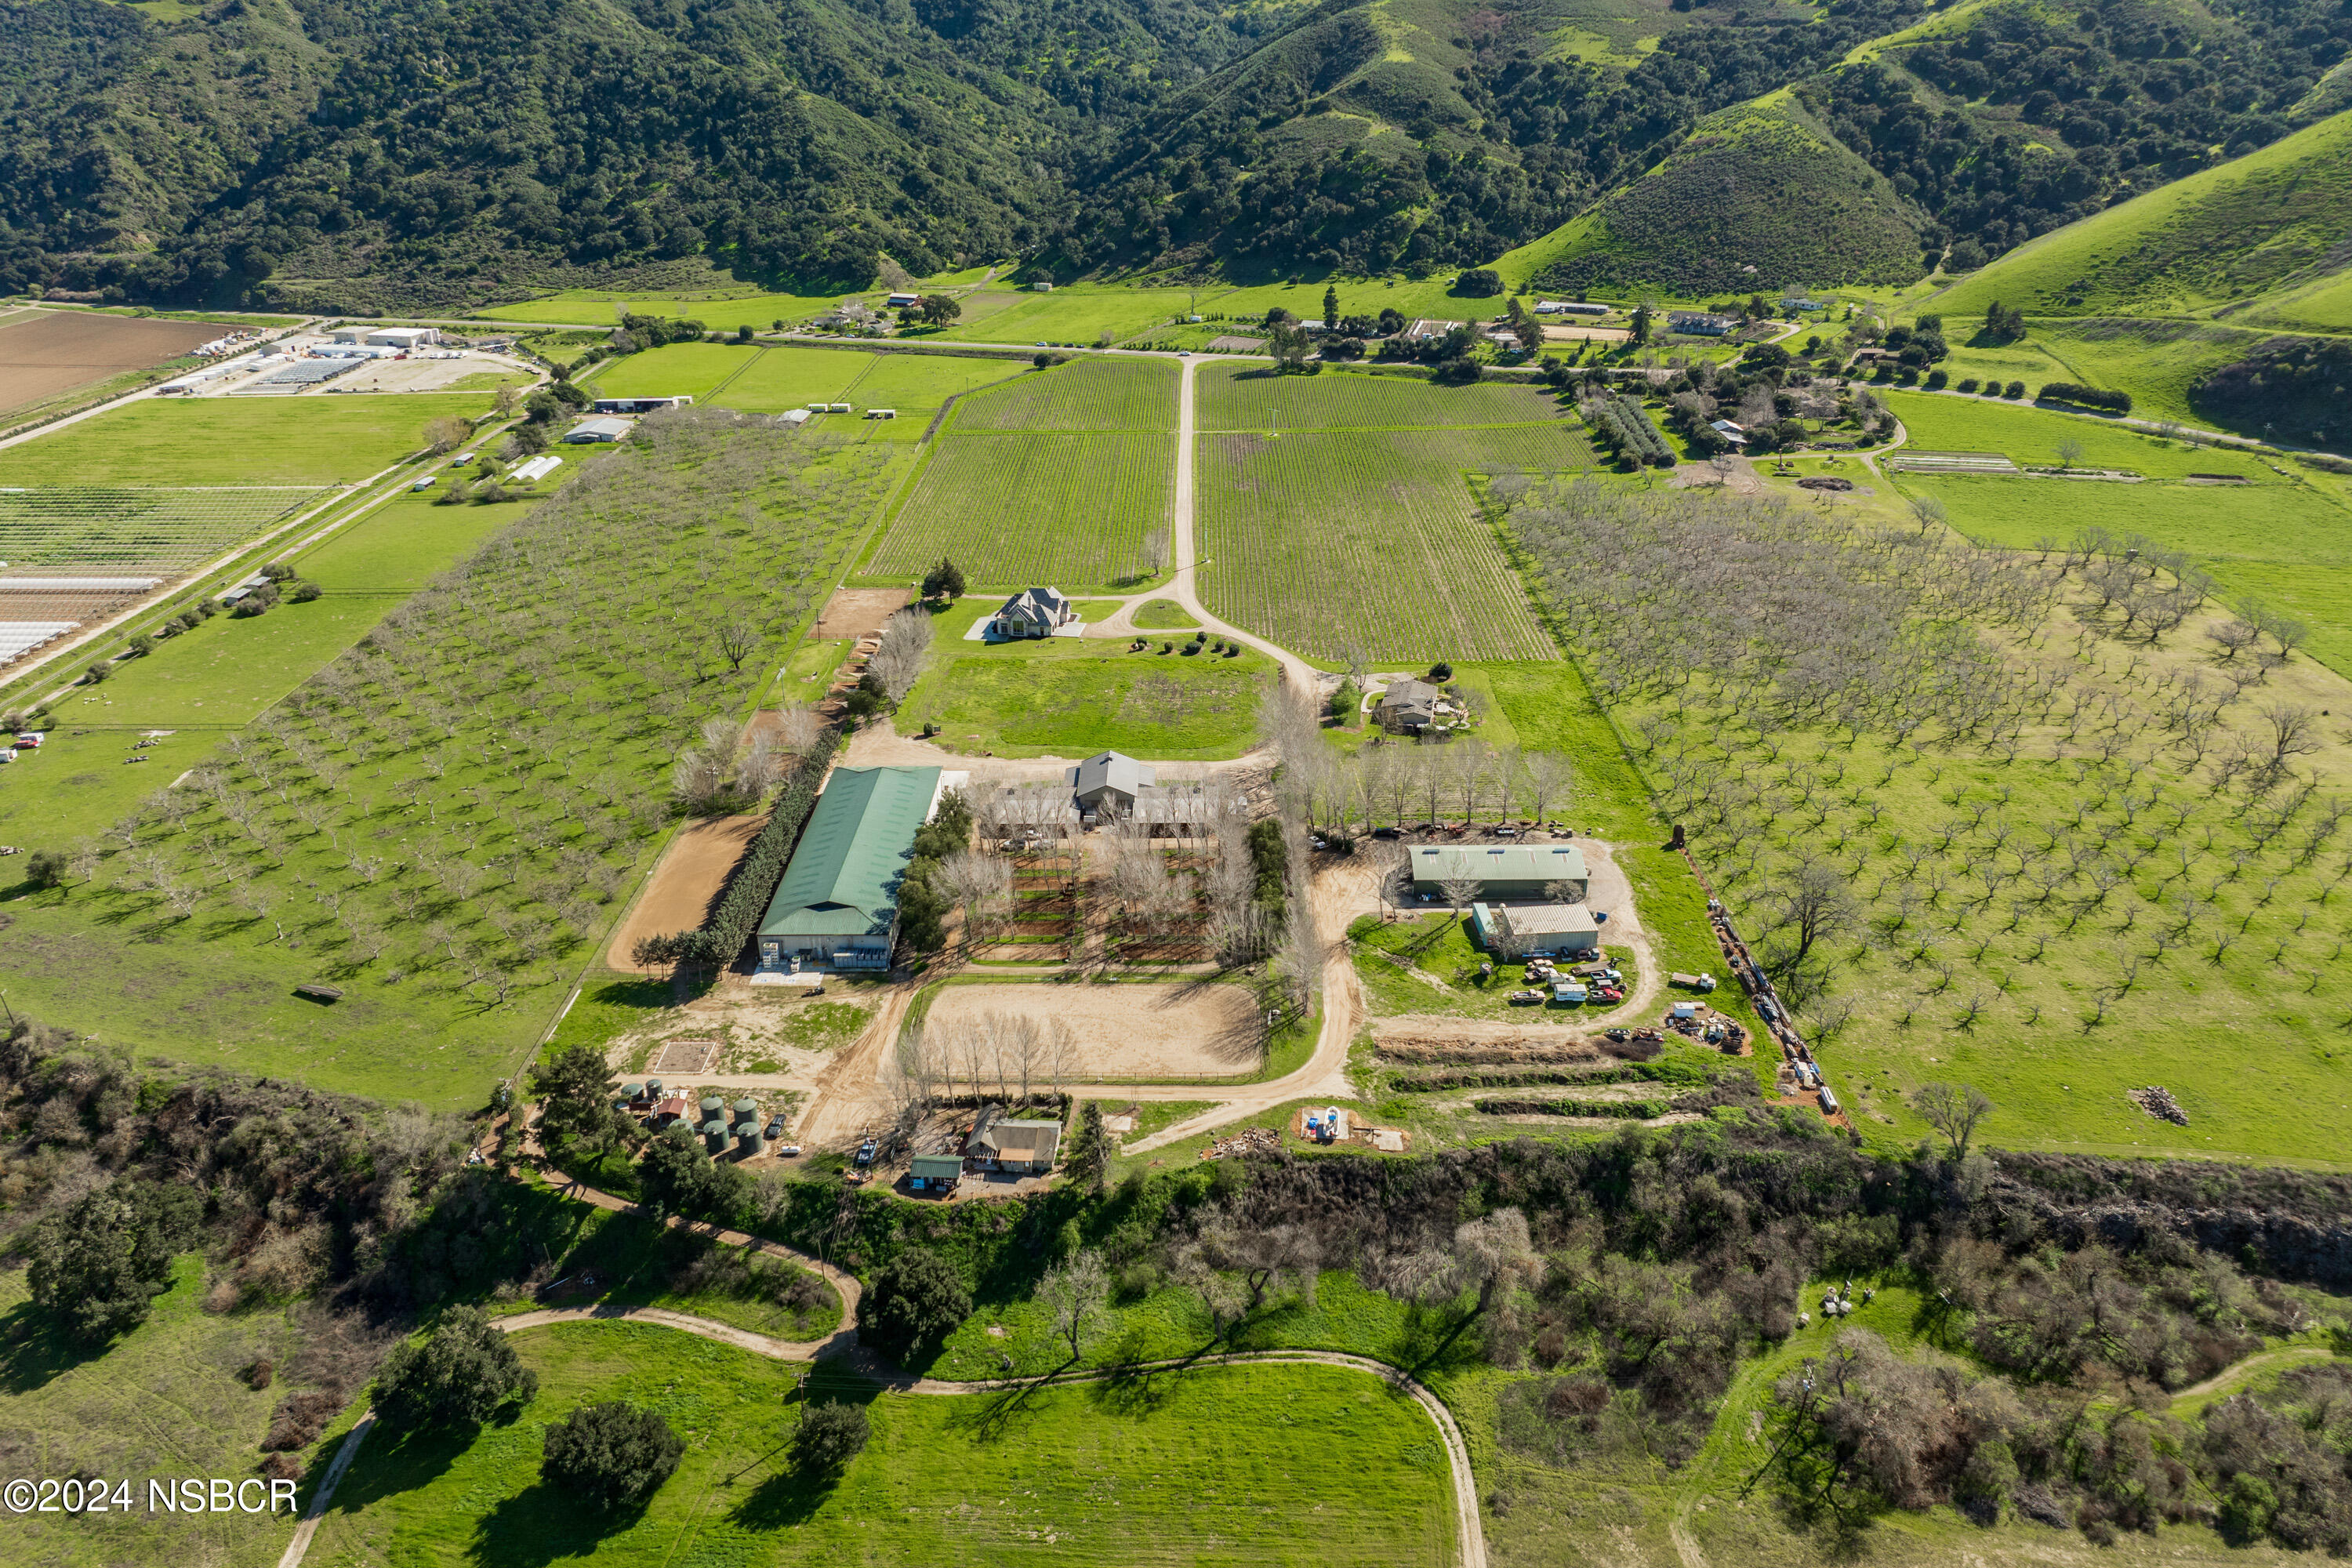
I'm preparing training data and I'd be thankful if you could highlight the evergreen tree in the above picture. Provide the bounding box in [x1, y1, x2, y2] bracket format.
[26, 1182, 201, 1345]
[860, 1247, 971, 1363]
[542, 1402, 684, 1508]
[1066, 1102, 1112, 1193]
[1322, 285, 1338, 330]
[374, 1305, 539, 1429]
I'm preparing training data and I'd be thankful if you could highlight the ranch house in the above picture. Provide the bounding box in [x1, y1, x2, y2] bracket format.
[989, 586, 1078, 638]
[1067, 750, 1156, 818]
[1667, 312, 1734, 336]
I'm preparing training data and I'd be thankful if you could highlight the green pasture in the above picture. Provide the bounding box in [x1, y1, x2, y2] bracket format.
[579, 341, 762, 401]
[0, 396, 488, 487]
[840, 350, 1025, 412]
[56, 599, 397, 730]
[867, 431, 1173, 590]
[1886, 452, 2352, 674]
[1196, 430, 1569, 662]
[307, 1323, 1454, 1567]
[895, 639, 1270, 759]
[481, 285, 853, 331]
[1350, 912, 1645, 1025]
[1196, 362, 1568, 430]
[1882, 390, 2268, 477]
[931, 1269, 1425, 1380]
[934, 285, 1200, 346]
[700, 343, 869, 412]
[2241, 266, 2352, 332]
[951, 356, 1178, 431]
[290, 490, 532, 593]
[1210, 274, 1516, 325]
[0, 1260, 299, 1568]
[2027, 318, 2267, 430]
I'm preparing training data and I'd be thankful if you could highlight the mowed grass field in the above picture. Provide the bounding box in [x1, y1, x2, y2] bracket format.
[0, 395, 491, 487]
[897, 635, 1271, 758]
[481, 285, 855, 331]
[306, 1323, 1455, 1568]
[869, 431, 1173, 589]
[1197, 363, 1569, 430]
[0, 1260, 302, 1568]
[951, 357, 1178, 431]
[1196, 430, 1573, 662]
[932, 284, 1199, 346]
[579, 341, 762, 401]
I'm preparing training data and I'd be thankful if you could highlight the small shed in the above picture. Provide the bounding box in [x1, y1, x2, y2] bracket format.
[910, 1154, 963, 1192]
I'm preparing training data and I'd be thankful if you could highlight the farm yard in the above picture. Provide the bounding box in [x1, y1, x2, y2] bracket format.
[866, 430, 1172, 589]
[1196, 430, 1567, 662]
[924, 980, 1261, 1079]
[0, 414, 889, 1106]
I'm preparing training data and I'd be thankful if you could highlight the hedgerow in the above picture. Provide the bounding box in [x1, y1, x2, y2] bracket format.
[2037, 381, 2132, 413]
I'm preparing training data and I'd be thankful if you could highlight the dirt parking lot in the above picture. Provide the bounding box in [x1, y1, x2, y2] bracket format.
[0, 310, 223, 413]
[607, 815, 764, 972]
[927, 982, 1261, 1078]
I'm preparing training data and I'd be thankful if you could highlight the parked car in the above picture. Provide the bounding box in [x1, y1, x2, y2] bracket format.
[1509, 989, 1547, 1004]
[1371, 826, 1399, 839]
[764, 1119, 786, 1141]
[855, 1138, 877, 1166]
[1494, 826, 1517, 837]
[14, 732, 42, 748]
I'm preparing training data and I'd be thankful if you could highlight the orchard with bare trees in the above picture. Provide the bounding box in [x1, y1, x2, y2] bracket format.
[1506, 475, 2352, 1155]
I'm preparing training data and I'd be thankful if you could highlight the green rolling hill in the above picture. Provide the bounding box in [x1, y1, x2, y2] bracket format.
[1922, 110, 2352, 330]
[1502, 93, 1929, 296]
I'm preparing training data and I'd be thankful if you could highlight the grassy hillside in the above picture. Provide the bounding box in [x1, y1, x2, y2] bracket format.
[1521, 93, 1928, 295]
[1926, 110, 2352, 324]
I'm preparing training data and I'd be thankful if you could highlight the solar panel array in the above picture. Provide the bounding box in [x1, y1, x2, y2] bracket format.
[230, 358, 358, 394]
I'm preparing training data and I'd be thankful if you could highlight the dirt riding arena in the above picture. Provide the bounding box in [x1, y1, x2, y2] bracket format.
[606, 815, 764, 972]
[926, 982, 1261, 1079]
[0, 311, 224, 414]
[811, 587, 913, 641]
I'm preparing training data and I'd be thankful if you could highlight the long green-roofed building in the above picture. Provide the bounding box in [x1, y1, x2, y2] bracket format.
[756, 764, 953, 973]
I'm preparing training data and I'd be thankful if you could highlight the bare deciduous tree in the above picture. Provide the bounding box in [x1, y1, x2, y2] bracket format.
[1911, 1081, 1993, 1160]
[867, 607, 934, 702]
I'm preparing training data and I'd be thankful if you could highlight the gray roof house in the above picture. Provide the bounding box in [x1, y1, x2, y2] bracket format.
[969, 1109, 1062, 1172]
[1376, 678, 1443, 731]
[989, 586, 1077, 639]
[1412, 844, 1589, 902]
[1067, 750, 1157, 817]
[1667, 311, 1735, 336]
[1472, 902, 1602, 958]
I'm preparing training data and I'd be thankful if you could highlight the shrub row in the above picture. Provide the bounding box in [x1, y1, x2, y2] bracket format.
[633, 728, 841, 966]
[1584, 394, 1677, 467]
[1390, 1057, 1713, 1093]
[1475, 1095, 1679, 1118]
[2038, 381, 2132, 413]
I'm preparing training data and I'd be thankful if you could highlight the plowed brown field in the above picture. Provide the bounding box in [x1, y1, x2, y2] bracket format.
[0, 311, 223, 414]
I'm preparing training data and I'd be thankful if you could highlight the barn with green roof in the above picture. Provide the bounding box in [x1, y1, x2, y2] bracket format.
[756, 765, 949, 973]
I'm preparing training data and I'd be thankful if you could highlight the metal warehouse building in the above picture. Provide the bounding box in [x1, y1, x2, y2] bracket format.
[755, 766, 964, 973]
[1410, 843, 1589, 902]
